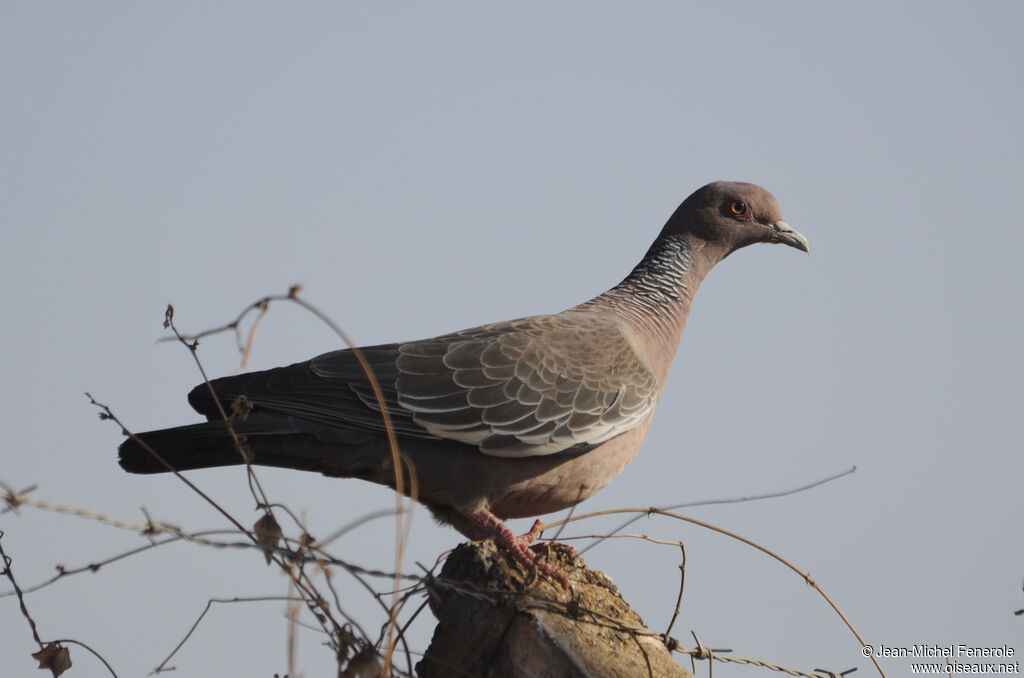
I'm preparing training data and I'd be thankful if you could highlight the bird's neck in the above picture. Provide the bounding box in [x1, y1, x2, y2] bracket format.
[577, 233, 727, 384]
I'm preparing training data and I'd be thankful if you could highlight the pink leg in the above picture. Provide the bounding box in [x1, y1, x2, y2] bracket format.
[514, 518, 577, 559]
[466, 510, 571, 589]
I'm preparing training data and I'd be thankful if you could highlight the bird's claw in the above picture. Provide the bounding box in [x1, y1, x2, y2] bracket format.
[468, 511, 574, 590]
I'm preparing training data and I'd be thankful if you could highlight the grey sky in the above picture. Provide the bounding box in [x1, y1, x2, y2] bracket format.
[2, 3, 1022, 676]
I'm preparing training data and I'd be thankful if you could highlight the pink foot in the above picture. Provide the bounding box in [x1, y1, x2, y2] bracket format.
[466, 510, 572, 589]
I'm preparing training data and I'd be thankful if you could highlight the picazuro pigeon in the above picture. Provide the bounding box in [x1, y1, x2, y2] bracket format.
[119, 181, 809, 587]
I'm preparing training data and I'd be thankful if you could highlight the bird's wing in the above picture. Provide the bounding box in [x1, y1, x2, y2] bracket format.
[191, 312, 659, 458]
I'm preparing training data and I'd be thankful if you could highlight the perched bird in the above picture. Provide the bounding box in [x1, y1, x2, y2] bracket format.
[119, 181, 808, 586]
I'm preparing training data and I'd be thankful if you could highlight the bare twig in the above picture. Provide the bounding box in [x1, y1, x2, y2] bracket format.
[162, 287, 417, 674]
[548, 506, 884, 678]
[162, 305, 273, 512]
[662, 542, 686, 644]
[48, 638, 118, 677]
[574, 466, 856, 556]
[0, 530, 43, 648]
[152, 596, 303, 674]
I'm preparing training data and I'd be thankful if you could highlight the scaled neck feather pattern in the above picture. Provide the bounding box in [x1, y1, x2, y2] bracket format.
[579, 233, 695, 341]
[618, 233, 693, 306]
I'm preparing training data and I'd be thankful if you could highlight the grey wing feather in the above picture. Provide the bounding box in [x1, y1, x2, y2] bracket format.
[192, 312, 659, 459]
[395, 312, 659, 458]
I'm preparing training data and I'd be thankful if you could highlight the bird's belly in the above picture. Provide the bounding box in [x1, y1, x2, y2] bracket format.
[483, 422, 652, 519]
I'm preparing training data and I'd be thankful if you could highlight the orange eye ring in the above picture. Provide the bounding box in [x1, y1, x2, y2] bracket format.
[729, 200, 746, 216]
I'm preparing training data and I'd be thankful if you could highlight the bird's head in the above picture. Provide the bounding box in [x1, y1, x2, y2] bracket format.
[662, 181, 809, 257]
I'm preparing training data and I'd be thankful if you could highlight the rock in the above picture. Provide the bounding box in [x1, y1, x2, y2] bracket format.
[417, 541, 690, 678]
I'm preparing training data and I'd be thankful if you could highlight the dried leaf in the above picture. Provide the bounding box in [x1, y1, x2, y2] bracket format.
[254, 512, 282, 564]
[32, 643, 72, 677]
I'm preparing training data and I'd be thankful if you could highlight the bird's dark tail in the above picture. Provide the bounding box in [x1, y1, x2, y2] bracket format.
[117, 416, 362, 475]
[118, 422, 262, 474]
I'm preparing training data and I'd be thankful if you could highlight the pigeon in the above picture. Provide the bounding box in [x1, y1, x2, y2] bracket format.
[118, 181, 808, 587]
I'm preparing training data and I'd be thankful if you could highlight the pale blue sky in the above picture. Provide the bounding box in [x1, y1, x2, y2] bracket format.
[2, 3, 1022, 676]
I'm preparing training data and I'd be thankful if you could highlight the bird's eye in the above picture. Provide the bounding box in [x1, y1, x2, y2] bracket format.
[729, 200, 746, 216]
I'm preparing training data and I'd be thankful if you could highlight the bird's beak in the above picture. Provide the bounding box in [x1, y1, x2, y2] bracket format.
[769, 220, 810, 253]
